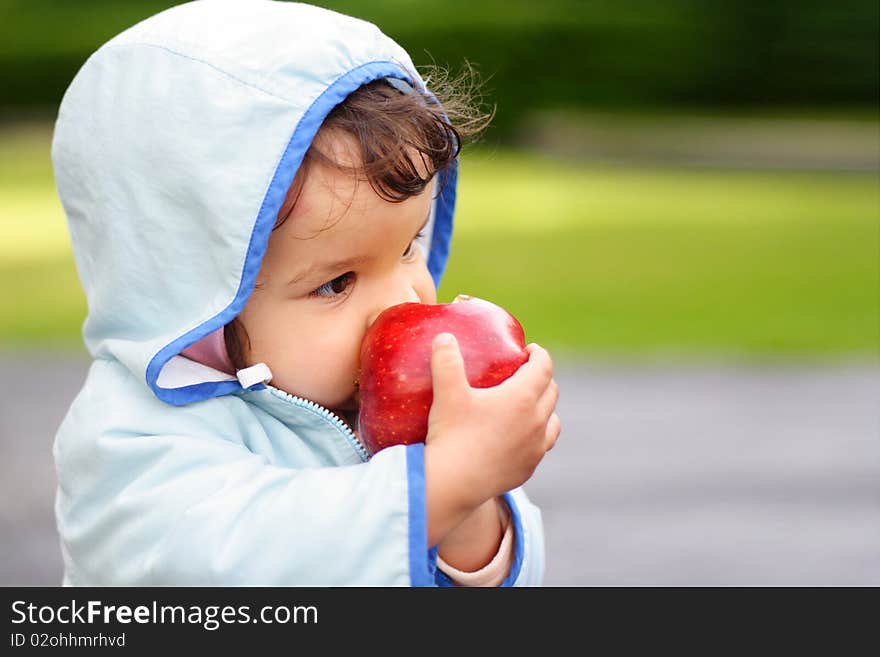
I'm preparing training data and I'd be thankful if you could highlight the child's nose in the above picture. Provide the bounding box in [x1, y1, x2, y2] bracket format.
[366, 284, 421, 329]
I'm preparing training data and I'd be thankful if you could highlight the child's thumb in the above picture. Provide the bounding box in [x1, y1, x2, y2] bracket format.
[430, 333, 469, 402]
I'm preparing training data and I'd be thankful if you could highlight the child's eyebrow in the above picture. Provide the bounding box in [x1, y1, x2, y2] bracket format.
[288, 212, 431, 287]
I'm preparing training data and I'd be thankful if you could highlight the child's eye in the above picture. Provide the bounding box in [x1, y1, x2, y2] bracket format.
[311, 272, 355, 298]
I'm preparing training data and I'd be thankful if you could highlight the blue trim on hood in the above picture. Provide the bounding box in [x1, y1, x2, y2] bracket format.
[428, 158, 456, 286]
[146, 61, 456, 406]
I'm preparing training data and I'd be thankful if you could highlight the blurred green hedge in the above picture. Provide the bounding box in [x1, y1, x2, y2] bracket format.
[1, 0, 877, 140]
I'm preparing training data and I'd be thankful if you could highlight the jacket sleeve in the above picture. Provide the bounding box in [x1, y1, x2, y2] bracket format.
[55, 363, 545, 586]
[54, 369, 440, 586]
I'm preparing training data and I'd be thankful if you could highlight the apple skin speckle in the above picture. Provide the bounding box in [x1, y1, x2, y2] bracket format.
[357, 296, 528, 455]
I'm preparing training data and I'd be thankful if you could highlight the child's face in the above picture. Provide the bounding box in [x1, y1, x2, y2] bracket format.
[236, 131, 437, 417]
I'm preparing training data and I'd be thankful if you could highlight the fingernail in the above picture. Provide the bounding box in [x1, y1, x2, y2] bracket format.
[434, 332, 454, 348]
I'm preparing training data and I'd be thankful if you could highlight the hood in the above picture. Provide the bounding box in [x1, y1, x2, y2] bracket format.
[51, 0, 457, 406]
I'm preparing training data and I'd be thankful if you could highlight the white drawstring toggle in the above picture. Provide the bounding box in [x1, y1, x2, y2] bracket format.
[236, 363, 272, 388]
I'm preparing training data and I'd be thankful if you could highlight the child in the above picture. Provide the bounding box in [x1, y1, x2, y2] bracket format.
[51, 0, 560, 586]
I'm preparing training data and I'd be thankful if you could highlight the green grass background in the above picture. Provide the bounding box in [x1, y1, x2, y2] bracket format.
[1, 120, 878, 359]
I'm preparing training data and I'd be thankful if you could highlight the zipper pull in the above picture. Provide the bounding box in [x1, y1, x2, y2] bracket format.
[237, 362, 272, 388]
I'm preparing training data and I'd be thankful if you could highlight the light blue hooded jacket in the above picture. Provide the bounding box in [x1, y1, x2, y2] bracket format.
[51, 0, 544, 586]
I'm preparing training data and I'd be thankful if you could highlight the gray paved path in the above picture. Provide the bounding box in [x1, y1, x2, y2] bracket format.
[1, 353, 878, 586]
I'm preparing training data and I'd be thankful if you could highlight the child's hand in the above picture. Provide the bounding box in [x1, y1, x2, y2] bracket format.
[423, 333, 560, 545]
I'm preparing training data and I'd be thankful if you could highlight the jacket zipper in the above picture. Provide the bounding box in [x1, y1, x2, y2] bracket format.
[265, 385, 369, 463]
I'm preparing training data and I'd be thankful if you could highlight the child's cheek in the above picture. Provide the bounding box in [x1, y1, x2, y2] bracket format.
[417, 270, 437, 305]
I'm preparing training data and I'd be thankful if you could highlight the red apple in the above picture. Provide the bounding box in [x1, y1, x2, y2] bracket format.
[356, 295, 529, 455]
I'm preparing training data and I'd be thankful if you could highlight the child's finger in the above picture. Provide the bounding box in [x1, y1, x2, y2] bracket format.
[545, 413, 562, 451]
[496, 345, 551, 397]
[536, 378, 559, 420]
[430, 333, 470, 406]
[513, 343, 554, 392]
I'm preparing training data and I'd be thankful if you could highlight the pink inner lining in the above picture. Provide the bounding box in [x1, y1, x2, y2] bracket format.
[180, 327, 235, 375]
